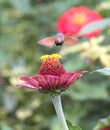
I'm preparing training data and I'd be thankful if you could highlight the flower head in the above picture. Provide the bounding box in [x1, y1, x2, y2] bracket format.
[17, 54, 88, 94]
[57, 6, 103, 38]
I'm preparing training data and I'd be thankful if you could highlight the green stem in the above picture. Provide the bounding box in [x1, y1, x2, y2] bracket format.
[51, 95, 68, 130]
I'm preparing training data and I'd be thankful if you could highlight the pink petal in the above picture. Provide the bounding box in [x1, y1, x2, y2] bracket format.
[33, 75, 50, 89]
[33, 75, 61, 89]
[17, 70, 88, 91]
[65, 72, 84, 85]
[66, 72, 81, 85]
[59, 71, 88, 88]
[45, 75, 60, 89]
[16, 83, 41, 90]
[58, 73, 68, 87]
[37, 75, 59, 89]
[20, 76, 39, 87]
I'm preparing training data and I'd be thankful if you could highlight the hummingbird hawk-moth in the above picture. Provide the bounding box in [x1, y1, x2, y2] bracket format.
[38, 33, 80, 48]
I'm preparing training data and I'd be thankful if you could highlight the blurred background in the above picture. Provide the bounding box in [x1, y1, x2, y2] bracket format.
[0, 0, 110, 130]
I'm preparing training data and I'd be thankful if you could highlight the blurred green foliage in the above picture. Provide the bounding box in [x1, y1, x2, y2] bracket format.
[0, 0, 110, 130]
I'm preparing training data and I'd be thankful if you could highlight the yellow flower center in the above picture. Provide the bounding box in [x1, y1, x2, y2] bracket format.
[40, 54, 62, 62]
[72, 13, 87, 25]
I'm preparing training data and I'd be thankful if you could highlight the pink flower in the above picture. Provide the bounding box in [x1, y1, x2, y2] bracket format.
[57, 6, 103, 38]
[17, 54, 88, 94]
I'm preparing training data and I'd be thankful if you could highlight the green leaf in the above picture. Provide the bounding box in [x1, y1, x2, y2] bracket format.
[79, 18, 110, 35]
[67, 120, 82, 130]
[90, 67, 110, 76]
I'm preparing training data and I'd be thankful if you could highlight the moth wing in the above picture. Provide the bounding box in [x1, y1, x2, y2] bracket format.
[64, 35, 79, 45]
[38, 36, 55, 48]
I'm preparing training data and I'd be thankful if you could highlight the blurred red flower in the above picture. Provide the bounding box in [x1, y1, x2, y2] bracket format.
[100, 126, 110, 130]
[57, 6, 103, 38]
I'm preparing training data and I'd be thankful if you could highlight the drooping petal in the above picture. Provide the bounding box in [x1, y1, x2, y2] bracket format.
[32, 75, 59, 89]
[16, 83, 41, 90]
[45, 75, 60, 89]
[59, 71, 88, 88]
[33, 75, 51, 89]
[67, 71, 88, 85]
[66, 72, 82, 85]
[20, 76, 39, 87]
[58, 73, 69, 87]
